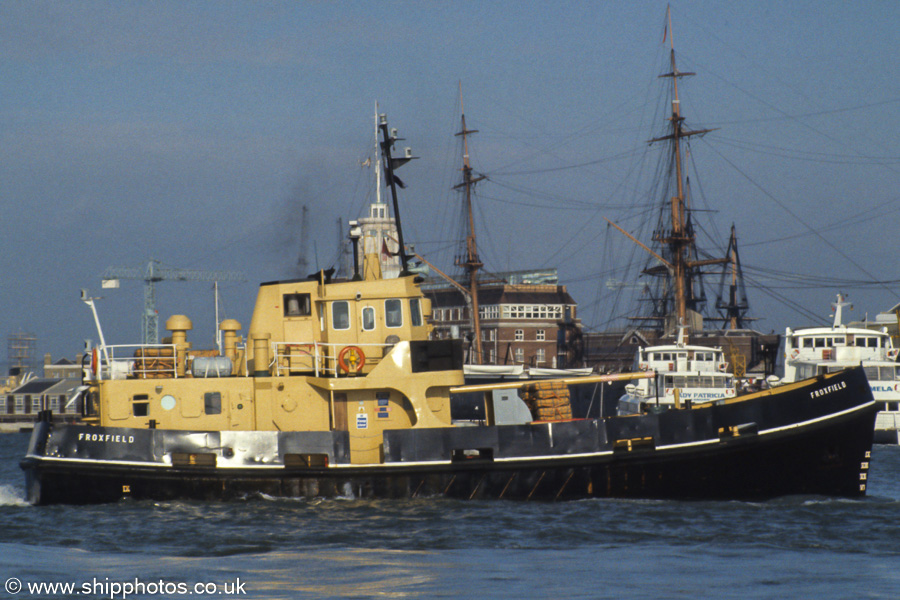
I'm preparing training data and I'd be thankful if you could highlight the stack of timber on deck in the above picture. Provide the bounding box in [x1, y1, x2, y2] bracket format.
[520, 381, 572, 421]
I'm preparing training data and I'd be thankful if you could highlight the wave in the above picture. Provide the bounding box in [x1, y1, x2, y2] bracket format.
[0, 483, 27, 506]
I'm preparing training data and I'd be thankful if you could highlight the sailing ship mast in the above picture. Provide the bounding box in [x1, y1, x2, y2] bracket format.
[608, 7, 738, 337]
[453, 87, 486, 363]
[650, 7, 722, 333]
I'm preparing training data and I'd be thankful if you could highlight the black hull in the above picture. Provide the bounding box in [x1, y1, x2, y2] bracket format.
[873, 428, 900, 445]
[22, 369, 877, 504]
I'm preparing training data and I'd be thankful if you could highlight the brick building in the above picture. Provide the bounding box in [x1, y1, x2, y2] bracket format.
[423, 270, 582, 368]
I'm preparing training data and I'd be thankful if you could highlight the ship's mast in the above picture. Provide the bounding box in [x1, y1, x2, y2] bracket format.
[648, 7, 720, 334]
[453, 86, 486, 363]
[378, 113, 416, 276]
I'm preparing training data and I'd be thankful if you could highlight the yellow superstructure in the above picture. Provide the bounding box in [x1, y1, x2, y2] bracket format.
[83, 265, 463, 465]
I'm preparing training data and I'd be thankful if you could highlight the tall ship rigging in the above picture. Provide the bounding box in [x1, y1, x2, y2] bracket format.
[422, 90, 583, 373]
[593, 10, 780, 378]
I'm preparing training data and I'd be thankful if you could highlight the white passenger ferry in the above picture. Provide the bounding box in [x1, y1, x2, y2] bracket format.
[617, 331, 736, 416]
[784, 294, 900, 444]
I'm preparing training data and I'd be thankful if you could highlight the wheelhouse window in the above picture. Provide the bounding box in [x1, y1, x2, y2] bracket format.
[385, 299, 403, 328]
[283, 293, 312, 317]
[332, 301, 350, 330]
[361, 306, 375, 331]
[410, 298, 423, 327]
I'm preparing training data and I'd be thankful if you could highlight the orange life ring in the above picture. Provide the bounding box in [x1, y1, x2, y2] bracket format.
[338, 345, 366, 373]
[790, 348, 800, 359]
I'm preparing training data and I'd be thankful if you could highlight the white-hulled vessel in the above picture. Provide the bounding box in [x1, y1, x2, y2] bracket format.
[784, 294, 900, 444]
[617, 329, 736, 416]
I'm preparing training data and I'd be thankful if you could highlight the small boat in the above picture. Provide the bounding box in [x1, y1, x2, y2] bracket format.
[20, 111, 877, 504]
[617, 330, 736, 416]
[784, 293, 900, 444]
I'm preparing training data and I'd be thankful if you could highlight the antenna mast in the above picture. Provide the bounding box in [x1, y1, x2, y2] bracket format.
[378, 113, 416, 276]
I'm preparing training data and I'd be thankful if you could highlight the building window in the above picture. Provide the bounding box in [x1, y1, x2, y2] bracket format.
[536, 329, 545, 341]
[385, 299, 403, 328]
[332, 301, 350, 330]
[515, 348, 524, 363]
[362, 306, 376, 331]
[480, 305, 500, 319]
[515, 329, 524, 341]
[536, 348, 545, 364]
[502, 304, 563, 320]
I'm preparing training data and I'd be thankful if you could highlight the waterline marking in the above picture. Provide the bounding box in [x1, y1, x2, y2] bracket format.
[5, 576, 246, 598]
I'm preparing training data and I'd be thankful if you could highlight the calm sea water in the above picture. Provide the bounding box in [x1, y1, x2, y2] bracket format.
[0, 431, 898, 599]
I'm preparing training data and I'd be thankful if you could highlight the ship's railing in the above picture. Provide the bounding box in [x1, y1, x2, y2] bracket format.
[272, 341, 390, 377]
[89, 344, 179, 381]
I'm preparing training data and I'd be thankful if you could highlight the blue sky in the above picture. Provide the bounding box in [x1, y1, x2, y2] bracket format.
[2, 0, 900, 364]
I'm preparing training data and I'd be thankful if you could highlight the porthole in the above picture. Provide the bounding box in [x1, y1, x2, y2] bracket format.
[160, 395, 177, 411]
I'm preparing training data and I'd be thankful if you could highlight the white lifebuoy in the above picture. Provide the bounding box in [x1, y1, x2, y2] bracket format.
[790, 348, 800, 359]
